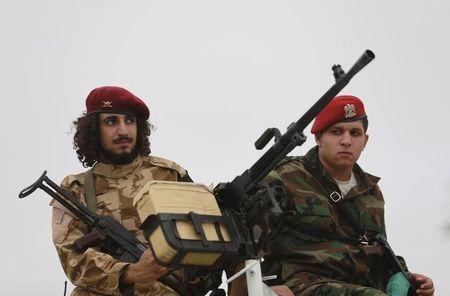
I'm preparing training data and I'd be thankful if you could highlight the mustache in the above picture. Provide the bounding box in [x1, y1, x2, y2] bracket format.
[112, 136, 133, 144]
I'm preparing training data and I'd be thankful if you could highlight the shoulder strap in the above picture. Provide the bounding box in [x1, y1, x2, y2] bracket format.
[84, 168, 97, 214]
[298, 158, 368, 244]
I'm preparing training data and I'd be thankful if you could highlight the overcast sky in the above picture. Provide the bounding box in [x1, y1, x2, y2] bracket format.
[1, 1, 449, 295]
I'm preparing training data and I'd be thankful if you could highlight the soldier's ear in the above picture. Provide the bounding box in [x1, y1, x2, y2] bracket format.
[362, 134, 369, 150]
[315, 134, 322, 146]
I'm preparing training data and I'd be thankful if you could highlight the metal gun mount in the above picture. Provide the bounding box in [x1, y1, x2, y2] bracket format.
[227, 259, 277, 296]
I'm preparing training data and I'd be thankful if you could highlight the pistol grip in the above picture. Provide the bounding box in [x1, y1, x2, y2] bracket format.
[73, 228, 106, 251]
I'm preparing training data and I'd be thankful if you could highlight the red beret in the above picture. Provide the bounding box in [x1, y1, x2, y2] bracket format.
[311, 95, 367, 134]
[86, 86, 150, 120]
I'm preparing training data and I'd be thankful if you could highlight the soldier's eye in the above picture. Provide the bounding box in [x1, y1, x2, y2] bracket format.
[104, 117, 117, 125]
[351, 130, 362, 136]
[125, 116, 136, 124]
[330, 129, 341, 135]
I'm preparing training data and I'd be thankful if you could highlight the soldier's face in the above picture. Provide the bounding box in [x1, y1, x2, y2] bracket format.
[98, 113, 137, 163]
[316, 120, 368, 173]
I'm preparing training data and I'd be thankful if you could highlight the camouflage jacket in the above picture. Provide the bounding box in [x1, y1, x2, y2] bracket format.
[51, 155, 187, 296]
[262, 146, 392, 293]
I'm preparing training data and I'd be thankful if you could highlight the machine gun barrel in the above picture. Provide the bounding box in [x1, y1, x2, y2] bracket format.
[215, 50, 375, 210]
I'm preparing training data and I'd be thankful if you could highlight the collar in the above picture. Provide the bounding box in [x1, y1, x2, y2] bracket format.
[302, 146, 380, 189]
[93, 155, 143, 178]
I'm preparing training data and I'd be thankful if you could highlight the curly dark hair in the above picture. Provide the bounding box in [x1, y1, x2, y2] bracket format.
[73, 112, 151, 167]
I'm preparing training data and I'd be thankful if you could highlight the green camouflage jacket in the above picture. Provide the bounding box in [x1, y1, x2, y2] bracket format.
[262, 146, 392, 293]
[51, 155, 187, 296]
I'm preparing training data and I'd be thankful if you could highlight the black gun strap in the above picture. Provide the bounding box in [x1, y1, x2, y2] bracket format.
[298, 158, 367, 242]
[338, 201, 366, 239]
[84, 168, 97, 214]
[291, 224, 361, 246]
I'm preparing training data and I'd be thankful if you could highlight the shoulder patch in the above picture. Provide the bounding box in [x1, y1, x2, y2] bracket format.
[60, 171, 86, 189]
[51, 170, 88, 207]
[146, 155, 187, 177]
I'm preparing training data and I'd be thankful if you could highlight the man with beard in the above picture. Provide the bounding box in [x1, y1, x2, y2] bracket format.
[51, 86, 190, 295]
[262, 95, 434, 296]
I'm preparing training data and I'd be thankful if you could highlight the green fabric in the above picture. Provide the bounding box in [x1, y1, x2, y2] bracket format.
[262, 146, 390, 292]
[300, 282, 386, 296]
[386, 272, 411, 296]
[83, 168, 97, 213]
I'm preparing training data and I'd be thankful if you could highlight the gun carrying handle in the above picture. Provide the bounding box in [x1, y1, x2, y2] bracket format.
[19, 170, 48, 199]
[73, 228, 106, 251]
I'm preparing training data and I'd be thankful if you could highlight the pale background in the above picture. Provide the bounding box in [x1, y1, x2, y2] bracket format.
[1, 1, 449, 295]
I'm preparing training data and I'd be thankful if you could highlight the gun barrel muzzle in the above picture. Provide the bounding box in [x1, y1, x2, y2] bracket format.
[355, 50, 375, 69]
[346, 49, 375, 78]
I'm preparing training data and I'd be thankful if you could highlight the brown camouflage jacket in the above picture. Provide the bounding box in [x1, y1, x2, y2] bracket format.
[262, 146, 393, 293]
[51, 155, 187, 296]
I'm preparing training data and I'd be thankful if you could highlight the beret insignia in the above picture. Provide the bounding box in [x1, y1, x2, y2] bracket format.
[344, 103, 356, 118]
[102, 101, 113, 108]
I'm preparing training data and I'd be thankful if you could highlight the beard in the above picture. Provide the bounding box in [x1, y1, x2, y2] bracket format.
[100, 146, 138, 165]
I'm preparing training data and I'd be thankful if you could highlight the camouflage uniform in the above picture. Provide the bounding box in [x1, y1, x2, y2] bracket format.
[51, 155, 188, 296]
[262, 147, 394, 296]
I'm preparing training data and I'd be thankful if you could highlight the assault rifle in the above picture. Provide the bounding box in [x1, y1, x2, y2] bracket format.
[18, 171, 191, 296]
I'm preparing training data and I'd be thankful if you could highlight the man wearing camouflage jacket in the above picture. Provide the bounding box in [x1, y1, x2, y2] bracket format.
[264, 95, 434, 296]
[52, 86, 188, 295]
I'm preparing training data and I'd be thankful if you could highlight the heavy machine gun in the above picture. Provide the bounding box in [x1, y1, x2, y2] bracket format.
[115, 49, 377, 296]
[213, 49, 375, 257]
[215, 50, 375, 210]
[134, 50, 376, 296]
